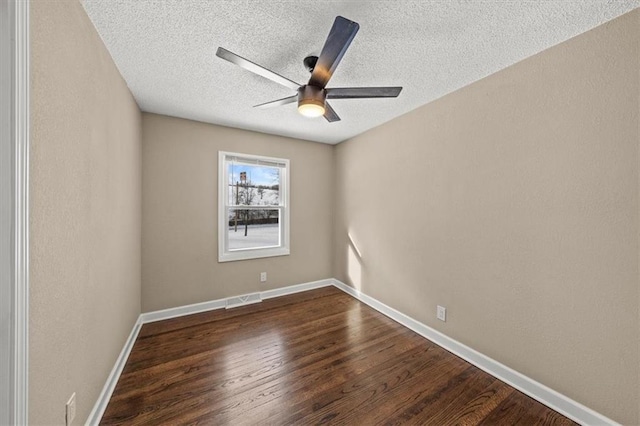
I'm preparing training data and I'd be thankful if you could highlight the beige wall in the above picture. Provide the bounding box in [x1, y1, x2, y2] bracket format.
[30, 0, 141, 424]
[141, 114, 333, 312]
[334, 10, 639, 425]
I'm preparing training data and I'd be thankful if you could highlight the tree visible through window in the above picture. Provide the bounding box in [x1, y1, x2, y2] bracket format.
[218, 152, 290, 262]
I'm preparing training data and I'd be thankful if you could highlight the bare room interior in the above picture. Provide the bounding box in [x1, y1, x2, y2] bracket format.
[2, 0, 640, 425]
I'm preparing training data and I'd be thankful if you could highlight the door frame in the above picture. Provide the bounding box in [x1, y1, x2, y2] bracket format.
[6, 0, 29, 423]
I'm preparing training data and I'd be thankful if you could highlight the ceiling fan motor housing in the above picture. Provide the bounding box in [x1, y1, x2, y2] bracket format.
[298, 84, 326, 109]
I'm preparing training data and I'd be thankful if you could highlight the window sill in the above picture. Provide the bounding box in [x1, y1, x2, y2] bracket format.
[218, 247, 290, 263]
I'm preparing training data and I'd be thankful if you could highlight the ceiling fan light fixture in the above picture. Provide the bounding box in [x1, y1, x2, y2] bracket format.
[298, 101, 325, 118]
[297, 85, 326, 118]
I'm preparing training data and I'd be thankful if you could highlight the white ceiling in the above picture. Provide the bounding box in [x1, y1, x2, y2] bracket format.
[82, 1, 639, 145]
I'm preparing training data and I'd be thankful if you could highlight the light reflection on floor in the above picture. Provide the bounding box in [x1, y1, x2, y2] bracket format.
[216, 328, 286, 422]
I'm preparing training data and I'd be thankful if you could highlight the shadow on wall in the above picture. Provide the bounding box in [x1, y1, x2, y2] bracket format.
[347, 232, 363, 291]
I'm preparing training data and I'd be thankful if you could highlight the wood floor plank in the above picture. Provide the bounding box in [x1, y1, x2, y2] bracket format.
[379, 366, 494, 425]
[297, 347, 468, 425]
[109, 319, 405, 424]
[112, 306, 393, 402]
[126, 291, 359, 372]
[161, 328, 427, 425]
[138, 286, 343, 338]
[430, 379, 515, 425]
[479, 390, 577, 426]
[101, 288, 578, 425]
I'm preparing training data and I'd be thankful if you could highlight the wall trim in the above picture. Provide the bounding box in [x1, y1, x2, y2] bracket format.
[331, 279, 618, 426]
[10, 0, 29, 424]
[141, 297, 226, 324]
[225, 292, 262, 309]
[85, 317, 143, 426]
[141, 278, 334, 324]
[89, 278, 616, 426]
[261, 278, 334, 300]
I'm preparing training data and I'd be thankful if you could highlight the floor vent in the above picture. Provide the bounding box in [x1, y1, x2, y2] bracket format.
[225, 292, 262, 309]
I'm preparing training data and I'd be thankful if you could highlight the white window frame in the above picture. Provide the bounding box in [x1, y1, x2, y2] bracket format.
[218, 151, 290, 262]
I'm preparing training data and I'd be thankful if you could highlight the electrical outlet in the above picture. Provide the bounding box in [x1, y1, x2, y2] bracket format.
[66, 393, 76, 425]
[437, 305, 446, 322]
[260, 272, 267, 282]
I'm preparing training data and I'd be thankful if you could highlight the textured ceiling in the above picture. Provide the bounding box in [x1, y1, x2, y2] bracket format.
[81, 1, 639, 144]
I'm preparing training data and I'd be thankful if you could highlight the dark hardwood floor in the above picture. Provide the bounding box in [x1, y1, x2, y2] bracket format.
[101, 287, 576, 425]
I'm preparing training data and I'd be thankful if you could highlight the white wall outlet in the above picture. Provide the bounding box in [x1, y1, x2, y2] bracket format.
[437, 305, 446, 322]
[66, 393, 76, 425]
[260, 272, 267, 282]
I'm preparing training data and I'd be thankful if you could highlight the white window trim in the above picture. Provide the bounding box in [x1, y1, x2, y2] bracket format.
[218, 151, 290, 262]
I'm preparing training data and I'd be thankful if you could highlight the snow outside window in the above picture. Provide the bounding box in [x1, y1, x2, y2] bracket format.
[218, 151, 290, 262]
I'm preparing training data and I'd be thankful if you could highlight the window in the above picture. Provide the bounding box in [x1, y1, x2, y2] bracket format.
[218, 151, 290, 262]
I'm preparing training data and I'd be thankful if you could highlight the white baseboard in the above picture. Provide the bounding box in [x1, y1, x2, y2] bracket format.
[261, 278, 334, 300]
[331, 279, 618, 426]
[225, 292, 262, 309]
[88, 278, 616, 426]
[85, 316, 143, 426]
[140, 278, 334, 324]
[141, 297, 227, 324]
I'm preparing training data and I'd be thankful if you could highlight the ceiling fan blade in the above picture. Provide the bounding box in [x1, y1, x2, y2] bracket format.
[326, 86, 403, 99]
[216, 47, 300, 91]
[323, 102, 341, 122]
[308, 16, 359, 89]
[254, 95, 297, 109]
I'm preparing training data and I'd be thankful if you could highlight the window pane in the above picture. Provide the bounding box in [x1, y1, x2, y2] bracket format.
[227, 162, 280, 206]
[228, 208, 280, 250]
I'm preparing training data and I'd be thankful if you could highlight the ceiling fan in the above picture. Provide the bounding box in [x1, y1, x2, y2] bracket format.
[216, 16, 402, 123]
